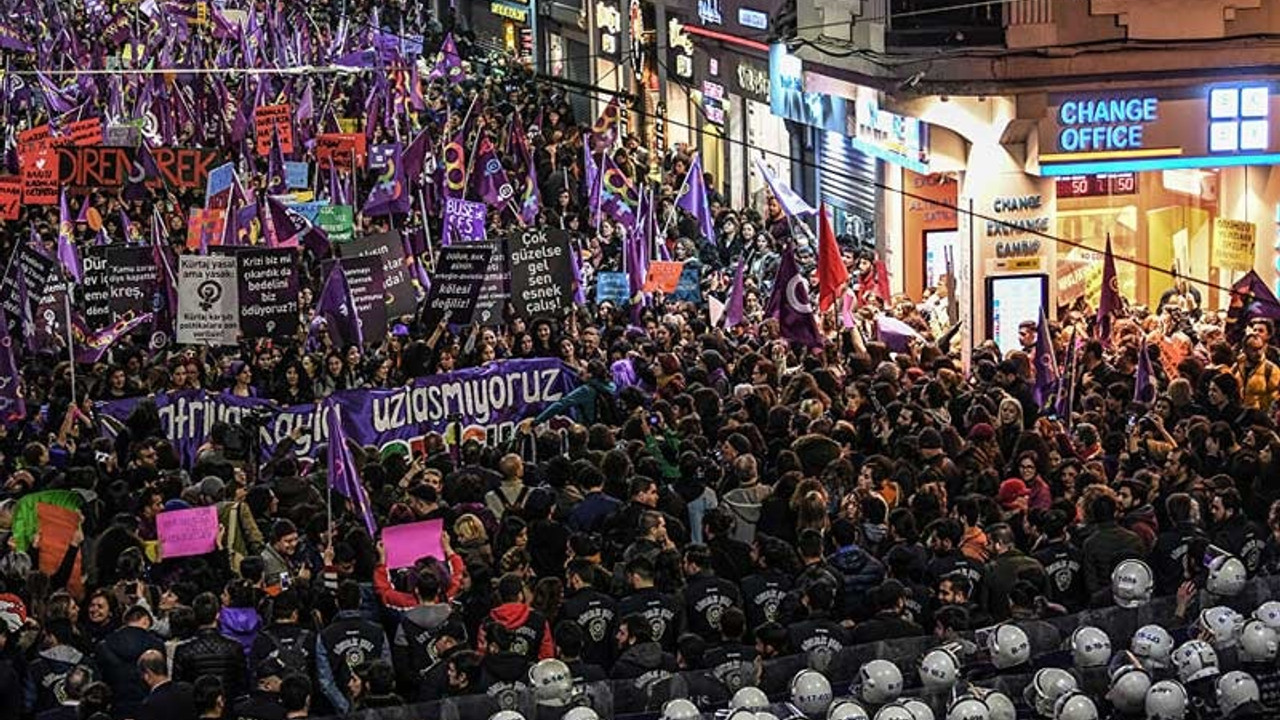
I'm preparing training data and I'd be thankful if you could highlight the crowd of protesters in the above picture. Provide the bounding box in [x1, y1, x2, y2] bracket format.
[3, 3, 1280, 720]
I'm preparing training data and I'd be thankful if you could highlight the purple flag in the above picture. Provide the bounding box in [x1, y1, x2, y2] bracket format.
[513, 117, 540, 224]
[724, 257, 745, 328]
[428, 33, 464, 83]
[599, 153, 639, 230]
[471, 137, 513, 208]
[1096, 235, 1121, 348]
[1056, 331, 1078, 420]
[402, 129, 430, 187]
[1032, 309, 1058, 408]
[583, 144, 601, 218]
[363, 144, 410, 216]
[316, 260, 363, 347]
[76, 195, 92, 224]
[1226, 270, 1280, 342]
[1134, 338, 1156, 404]
[624, 217, 649, 298]
[0, 22, 33, 53]
[876, 315, 921, 354]
[325, 401, 377, 537]
[569, 242, 585, 304]
[754, 157, 816, 219]
[766, 247, 823, 348]
[76, 312, 154, 364]
[676, 153, 716, 243]
[37, 72, 77, 114]
[267, 128, 287, 195]
[57, 190, 83, 282]
[264, 197, 304, 248]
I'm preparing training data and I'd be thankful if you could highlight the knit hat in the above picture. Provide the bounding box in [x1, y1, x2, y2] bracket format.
[198, 476, 226, 500]
[997, 478, 1031, 509]
[967, 423, 995, 442]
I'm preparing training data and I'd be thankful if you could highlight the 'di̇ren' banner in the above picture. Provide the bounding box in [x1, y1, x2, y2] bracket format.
[96, 359, 578, 466]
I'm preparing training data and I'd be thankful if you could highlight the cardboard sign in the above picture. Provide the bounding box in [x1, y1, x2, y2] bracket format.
[177, 254, 240, 345]
[426, 245, 492, 329]
[672, 263, 703, 304]
[335, 253, 388, 340]
[254, 104, 294, 156]
[595, 271, 630, 305]
[382, 519, 445, 568]
[473, 237, 511, 326]
[205, 162, 235, 207]
[22, 150, 58, 205]
[65, 118, 103, 147]
[339, 232, 417, 319]
[317, 205, 354, 243]
[236, 247, 300, 339]
[104, 124, 141, 148]
[509, 228, 574, 318]
[36, 503, 83, 597]
[284, 161, 309, 189]
[17, 125, 51, 162]
[156, 506, 219, 558]
[1213, 218, 1256, 272]
[642, 261, 684, 293]
[316, 133, 367, 170]
[0, 176, 20, 219]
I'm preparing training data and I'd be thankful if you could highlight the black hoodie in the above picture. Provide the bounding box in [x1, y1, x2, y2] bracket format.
[610, 641, 676, 713]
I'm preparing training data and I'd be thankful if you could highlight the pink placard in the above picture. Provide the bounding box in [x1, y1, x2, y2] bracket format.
[382, 519, 445, 569]
[156, 506, 219, 558]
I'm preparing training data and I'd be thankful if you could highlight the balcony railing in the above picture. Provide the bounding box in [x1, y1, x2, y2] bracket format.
[886, 0, 1005, 47]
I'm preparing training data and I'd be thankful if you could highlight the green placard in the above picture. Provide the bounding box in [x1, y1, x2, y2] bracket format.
[318, 205, 354, 243]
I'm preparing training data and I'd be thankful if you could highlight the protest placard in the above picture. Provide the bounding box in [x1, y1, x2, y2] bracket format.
[509, 228, 573, 318]
[205, 162, 235, 207]
[339, 233, 417, 319]
[36, 503, 83, 596]
[642, 261, 684, 293]
[382, 519, 445, 568]
[156, 506, 219, 558]
[254, 104, 294, 156]
[672, 263, 703, 304]
[22, 149, 57, 205]
[66, 118, 103, 147]
[473, 236, 510, 325]
[1, 243, 54, 338]
[0, 176, 20, 219]
[426, 245, 493, 329]
[236, 248, 300, 340]
[316, 133, 367, 169]
[442, 197, 487, 245]
[335, 254, 389, 340]
[187, 208, 226, 251]
[317, 205, 354, 243]
[284, 161, 309, 189]
[177, 254, 240, 345]
[595, 271, 630, 305]
[82, 246, 160, 327]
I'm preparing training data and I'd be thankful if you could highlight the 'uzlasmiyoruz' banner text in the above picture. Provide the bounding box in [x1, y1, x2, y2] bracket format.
[97, 359, 577, 466]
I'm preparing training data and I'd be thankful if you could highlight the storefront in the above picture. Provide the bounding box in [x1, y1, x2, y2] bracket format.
[469, 0, 535, 63]
[541, 0, 592, 118]
[1033, 83, 1280, 307]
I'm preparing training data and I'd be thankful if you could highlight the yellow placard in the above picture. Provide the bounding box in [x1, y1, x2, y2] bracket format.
[1213, 218, 1256, 272]
[337, 118, 359, 134]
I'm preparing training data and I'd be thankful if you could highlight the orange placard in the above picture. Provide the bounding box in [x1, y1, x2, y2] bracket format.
[36, 503, 83, 598]
[642, 261, 684, 293]
[187, 208, 227, 251]
[316, 133, 368, 169]
[254, 104, 294, 156]
[0, 176, 21, 219]
[22, 150, 57, 206]
[66, 118, 104, 147]
[17, 124, 51, 163]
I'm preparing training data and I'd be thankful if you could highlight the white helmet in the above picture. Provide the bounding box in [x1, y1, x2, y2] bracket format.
[1239, 618, 1279, 662]
[1111, 559, 1154, 608]
[662, 699, 701, 720]
[919, 647, 961, 690]
[874, 703, 916, 720]
[1216, 670, 1261, 716]
[1132, 625, 1175, 671]
[975, 690, 1015, 720]
[859, 660, 904, 705]
[1052, 692, 1098, 720]
[1172, 640, 1219, 683]
[562, 708, 599, 720]
[829, 700, 871, 720]
[1253, 600, 1280, 629]
[1024, 668, 1078, 718]
[901, 699, 935, 720]
[727, 710, 758, 720]
[1107, 664, 1152, 715]
[1206, 554, 1247, 597]
[1070, 626, 1112, 669]
[947, 697, 990, 720]
[731, 687, 771, 711]
[1144, 680, 1189, 720]
[1199, 606, 1245, 649]
[792, 669, 835, 717]
[489, 712, 525, 720]
[757, 711, 781, 720]
[988, 625, 1030, 669]
[528, 658, 573, 704]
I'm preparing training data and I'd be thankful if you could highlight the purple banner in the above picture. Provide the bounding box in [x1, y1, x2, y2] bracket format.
[96, 359, 579, 467]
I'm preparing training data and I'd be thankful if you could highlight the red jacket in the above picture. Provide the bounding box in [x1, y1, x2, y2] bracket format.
[475, 602, 556, 660]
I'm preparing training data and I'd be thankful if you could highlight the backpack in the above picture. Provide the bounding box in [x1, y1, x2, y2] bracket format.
[497, 486, 530, 515]
[262, 627, 313, 677]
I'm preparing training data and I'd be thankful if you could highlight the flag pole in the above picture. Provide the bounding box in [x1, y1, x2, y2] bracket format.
[63, 288, 76, 404]
[417, 187, 435, 272]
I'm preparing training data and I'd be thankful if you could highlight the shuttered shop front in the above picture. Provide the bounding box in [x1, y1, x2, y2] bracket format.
[818, 131, 880, 247]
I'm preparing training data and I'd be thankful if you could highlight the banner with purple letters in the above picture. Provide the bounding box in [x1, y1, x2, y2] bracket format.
[95, 359, 578, 467]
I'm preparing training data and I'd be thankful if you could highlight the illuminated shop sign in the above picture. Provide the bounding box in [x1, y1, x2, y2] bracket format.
[491, 1, 528, 23]
[699, 0, 723, 24]
[1040, 84, 1280, 176]
[1057, 97, 1158, 152]
[669, 19, 695, 79]
[596, 1, 621, 56]
[738, 8, 767, 29]
[703, 80, 725, 125]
